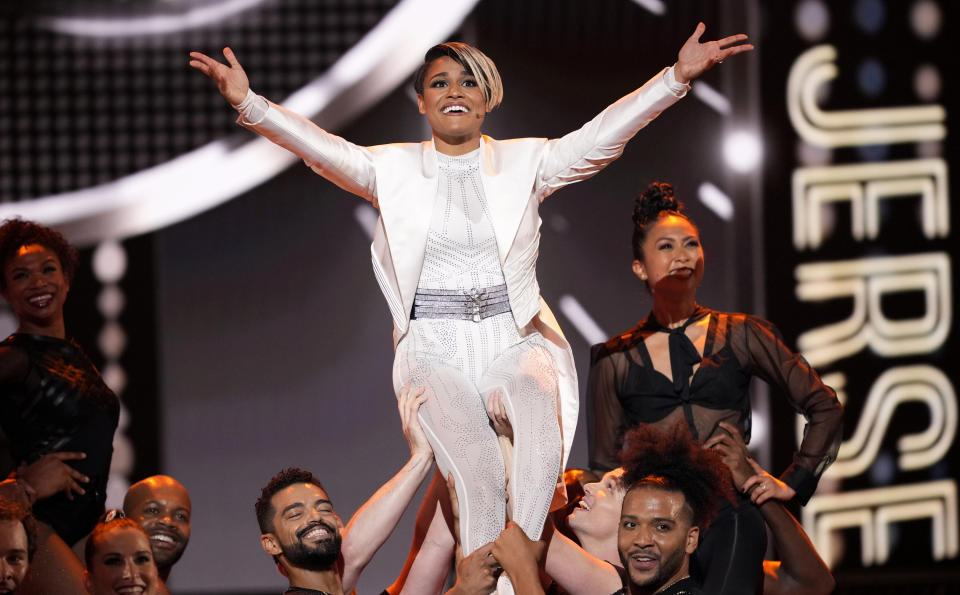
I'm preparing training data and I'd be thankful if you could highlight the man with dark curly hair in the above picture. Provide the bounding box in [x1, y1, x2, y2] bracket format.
[489, 423, 732, 595]
[613, 422, 731, 595]
[254, 385, 433, 595]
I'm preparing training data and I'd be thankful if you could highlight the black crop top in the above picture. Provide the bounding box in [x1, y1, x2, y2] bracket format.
[0, 333, 120, 544]
[587, 308, 843, 505]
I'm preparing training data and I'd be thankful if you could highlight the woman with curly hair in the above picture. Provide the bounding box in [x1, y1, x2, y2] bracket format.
[586, 182, 844, 594]
[0, 218, 120, 594]
[191, 26, 752, 593]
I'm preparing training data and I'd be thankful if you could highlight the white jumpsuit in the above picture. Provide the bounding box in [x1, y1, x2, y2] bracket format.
[392, 149, 561, 555]
[231, 65, 689, 568]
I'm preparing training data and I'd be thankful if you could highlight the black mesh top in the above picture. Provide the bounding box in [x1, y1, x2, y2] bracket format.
[586, 308, 843, 505]
[0, 333, 119, 544]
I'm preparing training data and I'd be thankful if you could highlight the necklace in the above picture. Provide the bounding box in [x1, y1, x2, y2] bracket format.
[655, 574, 691, 593]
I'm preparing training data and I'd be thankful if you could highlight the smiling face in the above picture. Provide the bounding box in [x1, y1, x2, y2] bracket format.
[632, 214, 704, 298]
[417, 56, 488, 154]
[124, 477, 191, 573]
[1, 243, 69, 335]
[84, 526, 159, 595]
[617, 486, 699, 592]
[261, 483, 343, 572]
[568, 468, 625, 541]
[0, 519, 29, 595]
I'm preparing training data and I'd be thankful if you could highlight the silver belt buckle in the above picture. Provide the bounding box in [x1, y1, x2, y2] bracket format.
[467, 287, 485, 323]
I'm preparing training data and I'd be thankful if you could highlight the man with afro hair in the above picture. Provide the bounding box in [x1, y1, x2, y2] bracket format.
[489, 423, 733, 594]
[613, 423, 733, 594]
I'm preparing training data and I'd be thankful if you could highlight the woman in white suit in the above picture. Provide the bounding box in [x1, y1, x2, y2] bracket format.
[190, 25, 751, 590]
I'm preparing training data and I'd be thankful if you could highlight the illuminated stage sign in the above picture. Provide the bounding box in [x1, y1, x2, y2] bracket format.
[761, 1, 957, 586]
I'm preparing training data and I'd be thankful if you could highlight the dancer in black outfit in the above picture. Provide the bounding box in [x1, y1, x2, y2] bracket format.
[0, 219, 119, 594]
[586, 183, 843, 595]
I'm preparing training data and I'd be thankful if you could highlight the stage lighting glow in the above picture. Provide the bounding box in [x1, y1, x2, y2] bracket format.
[796, 139, 833, 167]
[917, 140, 942, 158]
[92, 240, 128, 283]
[97, 285, 127, 319]
[854, 0, 886, 34]
[98, 321, 128, 360]
[0, 310, 15, 337]
[628, 0, 666, 16]
[795, 0, 830, 41]
[857, 58, 886, 98]
[913, 64, 941, 101]
[910, 0, 942, 40]
[750, 409, 769, 452]
[697, 182, 734, 221]
[856, 144, 890, 162]
[558, 295, 608, 346]
[101, 361, 128, 395]
[723, 130, 762, 173]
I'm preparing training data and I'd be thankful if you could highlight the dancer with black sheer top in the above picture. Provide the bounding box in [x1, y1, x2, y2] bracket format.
[586, 183, 843, 595]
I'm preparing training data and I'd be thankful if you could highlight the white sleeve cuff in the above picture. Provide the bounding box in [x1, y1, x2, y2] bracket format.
[663, 65, 691, 98]
[233, 88, 270, 125]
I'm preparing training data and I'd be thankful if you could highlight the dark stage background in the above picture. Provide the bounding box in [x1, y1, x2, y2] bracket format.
[1, 0, 956, 593]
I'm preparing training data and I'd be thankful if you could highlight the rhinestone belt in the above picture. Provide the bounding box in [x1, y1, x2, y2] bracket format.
[411, 284, 511, 323]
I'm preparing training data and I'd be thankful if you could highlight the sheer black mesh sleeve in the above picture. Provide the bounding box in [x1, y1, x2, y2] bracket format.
[587, 342, 627, 472]
[732, 315, 844, 505]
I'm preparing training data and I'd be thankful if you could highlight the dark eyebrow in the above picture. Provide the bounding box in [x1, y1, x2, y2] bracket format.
[429, 70, 472, 80]
[313, 498, 333, 508]
[281, 502, 305, 515]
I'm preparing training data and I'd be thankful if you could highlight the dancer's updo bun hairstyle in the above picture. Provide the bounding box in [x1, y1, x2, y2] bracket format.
[631, 182, 694, 262]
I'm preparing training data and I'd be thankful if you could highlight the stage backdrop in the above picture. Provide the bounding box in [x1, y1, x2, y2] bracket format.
[759, 0, 958, 591]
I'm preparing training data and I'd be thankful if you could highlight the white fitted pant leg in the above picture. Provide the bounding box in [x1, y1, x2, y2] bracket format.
[394, 350, 506, 556]
[478, 335, 561, 543]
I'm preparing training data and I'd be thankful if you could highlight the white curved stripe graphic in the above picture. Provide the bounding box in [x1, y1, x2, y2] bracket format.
[36, 0, 274, 38]
[2, 0, 480, 246]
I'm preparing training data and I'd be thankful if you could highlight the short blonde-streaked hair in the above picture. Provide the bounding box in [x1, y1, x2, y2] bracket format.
[413, 42, 503, 111]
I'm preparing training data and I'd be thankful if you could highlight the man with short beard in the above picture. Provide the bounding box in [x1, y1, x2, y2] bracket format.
[123, 475, 191, 587]
[255, 386, 433, 594]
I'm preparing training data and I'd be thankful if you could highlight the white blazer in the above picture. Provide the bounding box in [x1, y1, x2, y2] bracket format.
[236, 66, 688, 472]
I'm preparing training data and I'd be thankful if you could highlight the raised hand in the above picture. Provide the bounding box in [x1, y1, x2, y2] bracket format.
[703, 421, 753, 488]
[16, 451, 89, 500]
[485, 389, 514, 442]
[447, 542, 499, 595]
[188, 47, 250, 105]
[742, 458, 797, 505]
[398, 384, 433, 461]
[492, 522, 546, 595]
[674, 22, 754, 84]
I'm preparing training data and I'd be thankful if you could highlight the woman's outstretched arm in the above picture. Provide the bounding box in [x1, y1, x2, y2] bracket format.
[536, 22, 753, 200]
[189, 47, 378, 202]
